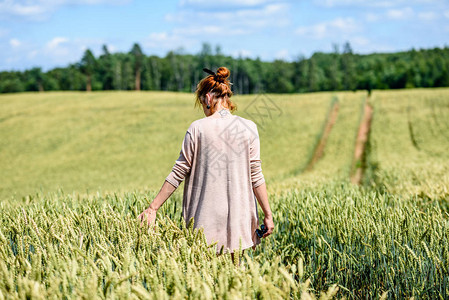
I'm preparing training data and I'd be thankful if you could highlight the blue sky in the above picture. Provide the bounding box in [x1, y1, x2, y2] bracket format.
[1, 0, 448, 71]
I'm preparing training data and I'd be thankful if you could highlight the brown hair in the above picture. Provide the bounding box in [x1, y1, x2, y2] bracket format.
[195, 67, 236, 113]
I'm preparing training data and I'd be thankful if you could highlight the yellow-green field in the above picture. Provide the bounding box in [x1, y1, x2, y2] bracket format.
[1, 89, 448, 298]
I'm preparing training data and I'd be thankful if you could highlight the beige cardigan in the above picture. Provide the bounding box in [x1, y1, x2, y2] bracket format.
[165, 110, 265, 253]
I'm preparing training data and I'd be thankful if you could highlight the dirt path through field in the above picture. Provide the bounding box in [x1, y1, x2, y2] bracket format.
[351, 98, 373, 184]
[305, 101, 340, 171]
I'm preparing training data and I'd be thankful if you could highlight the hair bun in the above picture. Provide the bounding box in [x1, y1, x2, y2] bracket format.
[215, 67, 230, 83]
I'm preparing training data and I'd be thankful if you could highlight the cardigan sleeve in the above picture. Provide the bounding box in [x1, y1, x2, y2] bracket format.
[165, 130, 195, 188]
[249, 125, 265, 188]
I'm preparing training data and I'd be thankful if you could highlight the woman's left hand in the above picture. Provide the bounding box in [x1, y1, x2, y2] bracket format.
[263, 215, 274, 238]
[138, 206, 157, 227]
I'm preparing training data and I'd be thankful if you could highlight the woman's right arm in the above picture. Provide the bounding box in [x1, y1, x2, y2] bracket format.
[253, 183, 274, 237]
[138, 129, 194, 226]
[138, 180, 177, 226]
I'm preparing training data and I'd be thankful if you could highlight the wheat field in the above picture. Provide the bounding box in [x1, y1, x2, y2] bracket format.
[1, 89, 448, 298]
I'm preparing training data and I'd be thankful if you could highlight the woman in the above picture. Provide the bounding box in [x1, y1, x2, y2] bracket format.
[138, 67, 274, 254]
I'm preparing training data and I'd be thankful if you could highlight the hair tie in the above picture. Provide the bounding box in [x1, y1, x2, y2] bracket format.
[203, 68, 216, 77]
[204, 67, 225, 83]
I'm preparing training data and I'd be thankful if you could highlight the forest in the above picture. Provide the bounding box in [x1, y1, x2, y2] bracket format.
[1, 42, 449, 94]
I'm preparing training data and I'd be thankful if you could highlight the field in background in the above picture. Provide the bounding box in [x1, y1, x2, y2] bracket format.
[1, 89, 449, 298]
[0, 90, 356, 200]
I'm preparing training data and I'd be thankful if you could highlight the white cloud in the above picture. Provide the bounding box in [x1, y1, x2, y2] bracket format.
[9, 38, 21, 47]
[365, 13, 379, 22]
[368, 6, 440, 22]
[232, 49, 253, 58]
[166, 2, 289, 30]
[350, 36, 370, 47]
[28, 50, 38, 59]
[219, 3, 288, 25]
[0, 1, 47, 17]
[332, 17, 359, 31]
[173, 26, 249, 36]
[46, 37, 69, 49]
[41, 37, 109, 67]
[144, 32, 194, 50]
[275, 49, 289, 60]
[0, 0, 130, 20]
[147, 32, 172, 44]
[107, 44, 117, 53]
[180, 0, 276, 8]
[418, 11, 438, 21]
[1, 34, 116, 71]
[43, 37, 71, 61]
[317, 0, 400, 8]
[45, 37, 102, 60]
[296, 23, 326, 38]
[155, 0, 289, 56]
[296, 17, 359, 39]
[386, 7, 414, 20]
[316, 0, 445, 8]
[443, 10, 449, 19]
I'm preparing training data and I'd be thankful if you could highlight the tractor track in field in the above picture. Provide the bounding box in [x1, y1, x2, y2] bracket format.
[304, 99, 340, 172]
[406, 107, 421, 150]
[351, 96, 373, 185]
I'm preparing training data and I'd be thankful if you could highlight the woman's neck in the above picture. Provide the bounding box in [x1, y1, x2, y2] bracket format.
[210, 98, 229, 114]
[207, 100, 231, 118]
[213, 101, 228, 112]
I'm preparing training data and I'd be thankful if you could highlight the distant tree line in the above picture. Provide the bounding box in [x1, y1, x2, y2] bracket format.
[1, 42, 449, 94]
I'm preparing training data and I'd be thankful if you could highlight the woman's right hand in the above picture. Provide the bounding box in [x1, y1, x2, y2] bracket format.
[262, 214, 274, 238]
[137, 181, 177, 228]
[138, 206, 157, 227]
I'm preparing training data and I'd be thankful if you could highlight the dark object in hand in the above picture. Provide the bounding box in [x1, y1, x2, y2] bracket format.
[256, 224, 268, 238]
